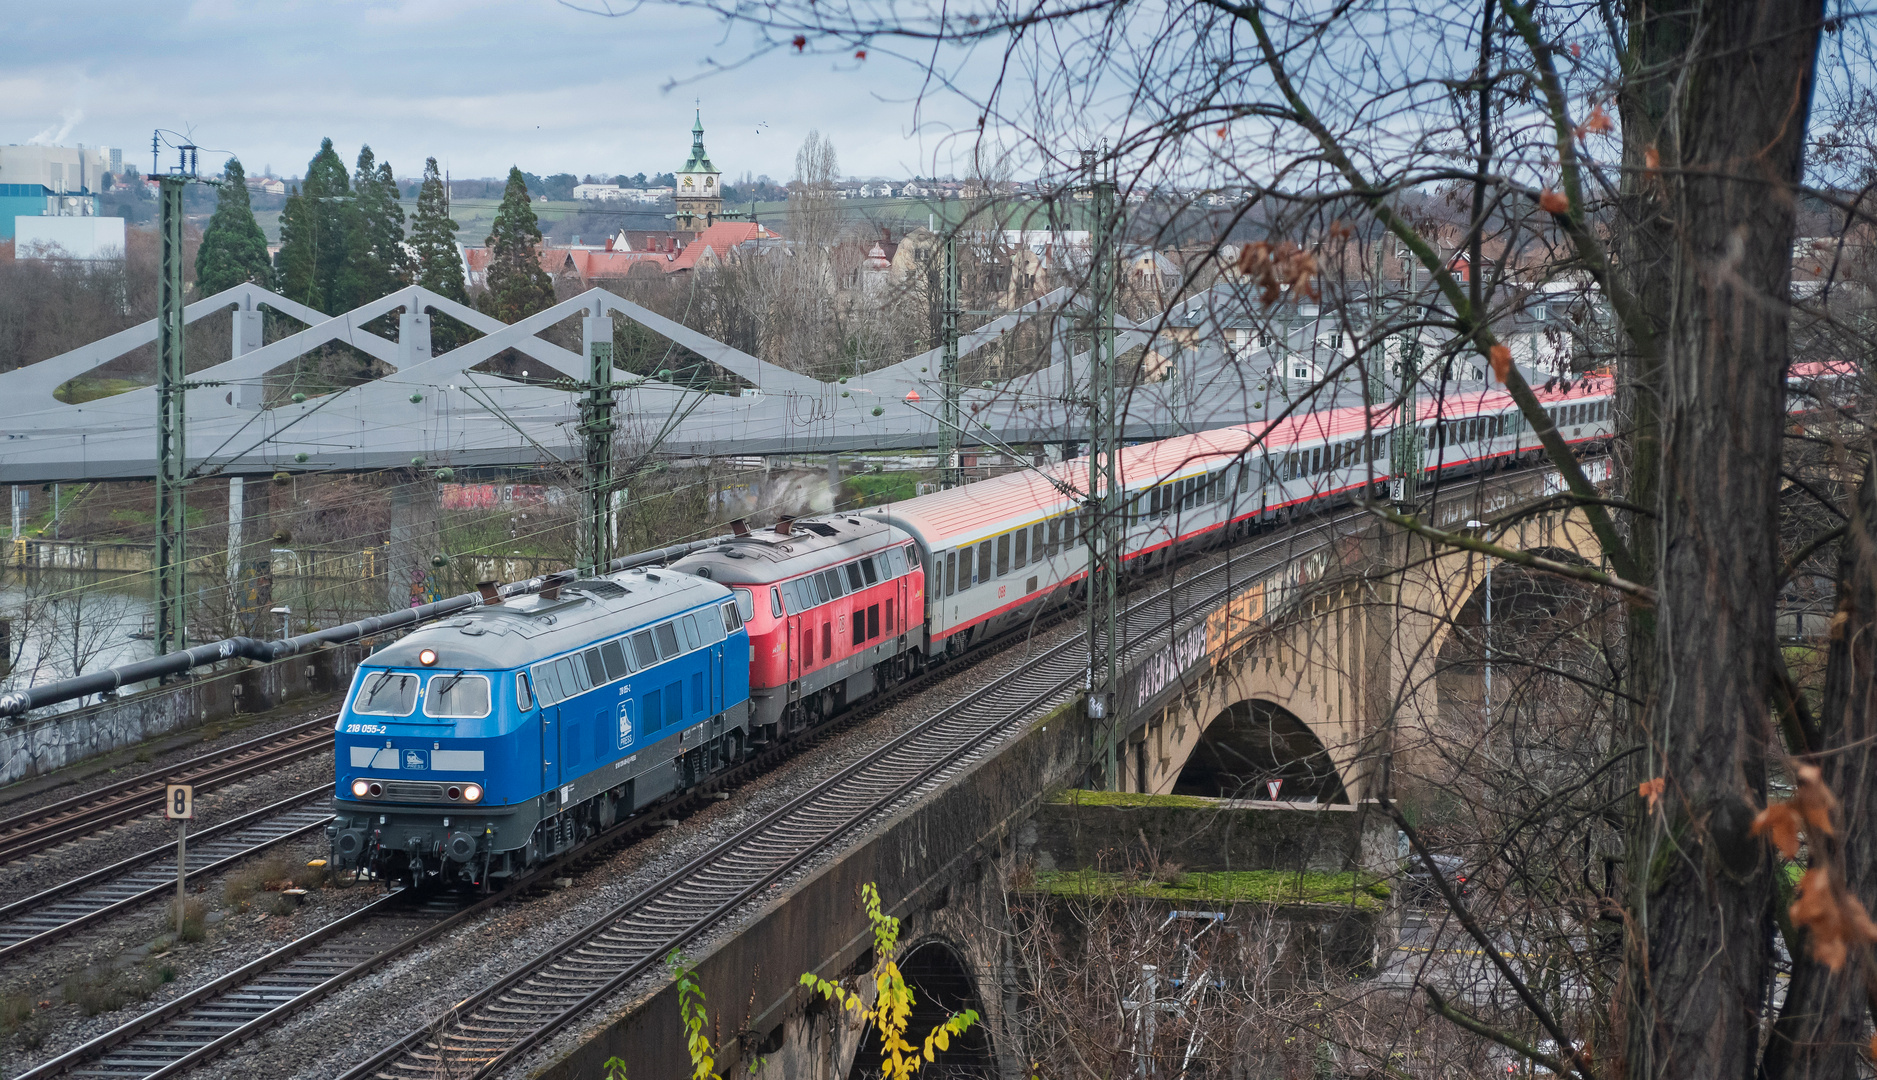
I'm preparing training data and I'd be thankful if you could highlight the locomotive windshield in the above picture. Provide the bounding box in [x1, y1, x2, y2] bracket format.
[424, 673, 492, 719]
[732, 588, 754, 623]
[353, 672, 418, 716]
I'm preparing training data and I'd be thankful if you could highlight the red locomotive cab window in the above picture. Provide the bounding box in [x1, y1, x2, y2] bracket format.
[770, 587, 784, 618]
[821, 621, 832, 659]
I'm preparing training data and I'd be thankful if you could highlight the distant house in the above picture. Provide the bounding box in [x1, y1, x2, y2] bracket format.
[458, 221, 780, 288]
[574, 183, 626, 201]
[245, 176, 286, 197]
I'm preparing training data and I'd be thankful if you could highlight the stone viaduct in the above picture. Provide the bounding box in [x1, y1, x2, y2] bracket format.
[534, 466, 1610, 1080]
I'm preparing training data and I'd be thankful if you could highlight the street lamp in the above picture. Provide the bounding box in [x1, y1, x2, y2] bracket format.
[270, 605, 291, 640]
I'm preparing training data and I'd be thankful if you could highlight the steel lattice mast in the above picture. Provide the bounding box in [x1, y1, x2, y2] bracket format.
[939, 232, 963, 490]
[579, 300, 617, 574]
[1082, 150, 1122, 786]
[153, 168, 189, 659]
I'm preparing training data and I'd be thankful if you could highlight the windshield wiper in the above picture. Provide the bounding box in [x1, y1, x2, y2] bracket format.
[364, 670, 397, 704]
[431, 670, 468, 699]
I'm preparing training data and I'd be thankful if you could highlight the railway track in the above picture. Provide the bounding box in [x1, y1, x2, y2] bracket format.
[0, 789, 333, 962]
[336, 512, 1363, 1080]
[10, 679, 937, 1080]
[0, 717, 336, 865]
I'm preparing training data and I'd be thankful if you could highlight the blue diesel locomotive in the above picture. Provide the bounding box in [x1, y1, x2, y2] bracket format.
[327, 567, 751, 887]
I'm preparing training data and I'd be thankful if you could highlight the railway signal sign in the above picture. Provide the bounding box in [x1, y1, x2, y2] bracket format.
[167, 784, 194, 937]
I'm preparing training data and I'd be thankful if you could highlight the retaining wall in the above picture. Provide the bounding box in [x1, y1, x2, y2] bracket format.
[1021, 793, 1395, 875]
[0, 644, 362, 785]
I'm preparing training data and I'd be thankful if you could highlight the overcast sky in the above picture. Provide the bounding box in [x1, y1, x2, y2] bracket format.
[4, 0, 988, 182]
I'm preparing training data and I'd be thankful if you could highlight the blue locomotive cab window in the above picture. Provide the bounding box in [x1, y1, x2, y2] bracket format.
[424, 674, 490, 719]
[655, 622, 681, 658]
[631, 630, 658, 668]
[680, 614, 702, 650]
[516, 672, 534, 711]
[558, 656, 588, 695]
[600, 640, 629, 681]
[582, 648, 607, 687]
[353, 672, 419, 716]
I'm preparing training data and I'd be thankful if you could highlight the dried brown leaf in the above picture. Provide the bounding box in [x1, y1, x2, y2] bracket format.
[1638, 776, 1665, 812]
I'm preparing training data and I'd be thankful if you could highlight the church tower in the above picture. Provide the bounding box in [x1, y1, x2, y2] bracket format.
[675, 109, 722, 230]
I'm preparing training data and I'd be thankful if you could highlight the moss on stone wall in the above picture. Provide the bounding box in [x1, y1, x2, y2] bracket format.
[1028, 869, 1390, 910]
[1049, 788, 1218, 809]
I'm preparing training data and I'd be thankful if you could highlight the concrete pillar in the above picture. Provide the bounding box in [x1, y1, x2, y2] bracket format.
[398, 303, 433, 368]
[232, 295, 265, 409]
[230, 477, 274, 635]
[386, 471, 441, 611]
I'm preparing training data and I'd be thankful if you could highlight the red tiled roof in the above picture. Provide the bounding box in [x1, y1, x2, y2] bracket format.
[668, 221, 776, 271]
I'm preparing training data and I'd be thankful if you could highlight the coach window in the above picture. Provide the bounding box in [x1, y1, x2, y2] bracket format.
[732, 587, 755, 623]
[977, 541, 992, 585]
[1046, 519, 1060, 557]
[1012, 528, 1027, 571]
[515, 671, 535, 711]
[944, 551, 958, 595]
[996, 534, 1011, 576]
[1033, 523, 1046, 560]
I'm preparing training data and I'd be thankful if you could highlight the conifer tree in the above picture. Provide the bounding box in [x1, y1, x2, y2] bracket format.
[478, 166, 556, 323]
[276, 138, 352, 312]
[411, 158, 466, 300]
[275, 184, 319, 308]
[410, 157, 474, 352]
[348, 146, 409, 305]
[195, 158, 272, 296]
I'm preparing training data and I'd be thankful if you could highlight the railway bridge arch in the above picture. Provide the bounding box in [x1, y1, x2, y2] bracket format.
[1119, 488, 1610, 806]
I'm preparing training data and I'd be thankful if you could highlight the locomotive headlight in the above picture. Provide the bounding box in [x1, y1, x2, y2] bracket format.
[418, 648, 438, 666]
[351, 779, 371, 798]
[463, 783, 484, 803]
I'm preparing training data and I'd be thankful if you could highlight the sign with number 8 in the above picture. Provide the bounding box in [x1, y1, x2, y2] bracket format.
[166, 784, 194, 820]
